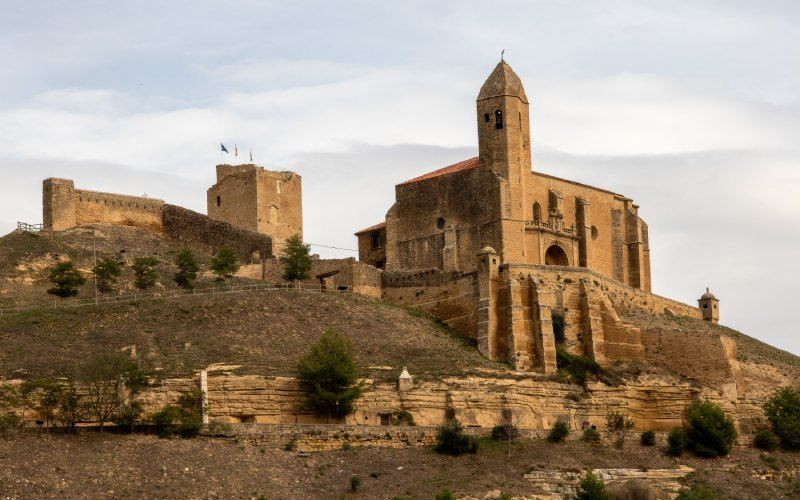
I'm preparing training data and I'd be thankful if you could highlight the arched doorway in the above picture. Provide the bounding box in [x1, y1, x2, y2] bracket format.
[544, 244, 569, 266]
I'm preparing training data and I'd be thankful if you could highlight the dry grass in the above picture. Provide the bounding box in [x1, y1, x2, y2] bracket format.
[0, 291, 506, 380]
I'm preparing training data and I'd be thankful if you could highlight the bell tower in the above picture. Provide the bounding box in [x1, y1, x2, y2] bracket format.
[477, 60, 531, 264]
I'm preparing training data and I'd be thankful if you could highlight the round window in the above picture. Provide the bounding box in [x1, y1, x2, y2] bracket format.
[436, 217, 445, 230]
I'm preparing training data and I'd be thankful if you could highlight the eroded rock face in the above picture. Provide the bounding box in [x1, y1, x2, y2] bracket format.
[523, 466, 693, 499]
[135, 371, 763, 435]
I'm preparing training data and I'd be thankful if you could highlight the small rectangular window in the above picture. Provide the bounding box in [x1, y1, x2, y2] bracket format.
[216, 195, 221, 207]
[371, 232, 382, 249]
[483, 113, 490, 123]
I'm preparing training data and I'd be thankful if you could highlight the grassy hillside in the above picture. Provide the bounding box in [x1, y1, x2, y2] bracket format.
[0, 290, 503, 380]
[0, 224, 257, 309]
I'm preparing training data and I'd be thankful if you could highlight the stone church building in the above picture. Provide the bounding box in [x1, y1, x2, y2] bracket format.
[357, 61, 651, 292]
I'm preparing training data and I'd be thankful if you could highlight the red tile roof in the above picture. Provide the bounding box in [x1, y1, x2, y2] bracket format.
[354, 221, 386, 236]
[399, 156, 479, 185]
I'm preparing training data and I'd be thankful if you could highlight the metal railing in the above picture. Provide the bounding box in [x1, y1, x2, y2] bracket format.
[17, 222, 43, 233]
[0, 281, 349, 316]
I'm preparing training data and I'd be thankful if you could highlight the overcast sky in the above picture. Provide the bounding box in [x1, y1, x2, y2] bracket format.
[1, 1, 798, 354]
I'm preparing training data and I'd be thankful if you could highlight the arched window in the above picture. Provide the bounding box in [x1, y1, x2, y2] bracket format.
[494, 110, 503, 129]
[533, 202, 541, 223]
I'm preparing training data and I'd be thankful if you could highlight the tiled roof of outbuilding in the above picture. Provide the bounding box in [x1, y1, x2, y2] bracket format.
[354, 221, 386, 236]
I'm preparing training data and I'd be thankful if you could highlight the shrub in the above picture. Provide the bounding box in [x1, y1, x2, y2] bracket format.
[391, 409, 415, 426]
[582, 427, 601, 444]
[174, 250, 200, 290]
[435, 489, 456, 500]
[349, 475, 361, 492]
[492, 423, 519, 441]
[152, 405, 180, 436]
[210, 248, 239, 281]
[283, 438, 297, 451]
[675, 482, 717, 500]
[640, 430, 656, 447]
[684, 400, 737, 457]
[280, 235, 312, 282]
[434, 420, 478, 456]
[114, 401, 143, 433]
[609, 479, 657, 500]
[206, 419, 232, 436]
[547, 421, 569, 443]
[177, 388, 204, 438]
[575, 470, 611, 500]
[606, 411, 635, 449]
[0, 413, 21, 432]
[298, 329, 362, 419]
[764, 387, 800, 450]
[555, 347, 619, 386]
[667, 427, 687, 456]
[92, 257, 123, 294]
[753, 428, 780, 451]
[132, 257, 159, 290]
[47, 261, 86, 298]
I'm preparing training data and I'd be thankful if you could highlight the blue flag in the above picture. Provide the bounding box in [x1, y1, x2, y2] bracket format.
[220, 143, 229, 153]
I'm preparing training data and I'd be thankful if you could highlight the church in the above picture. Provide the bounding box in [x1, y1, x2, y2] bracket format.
[356, 61, 651, 292]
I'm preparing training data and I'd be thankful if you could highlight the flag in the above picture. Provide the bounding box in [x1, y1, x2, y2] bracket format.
[235, 144, 238, 158]
[220, 143, 228, 153]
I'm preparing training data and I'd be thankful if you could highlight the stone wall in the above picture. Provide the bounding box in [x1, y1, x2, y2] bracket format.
[161, 204, 272, 262]
[43, 178, 164, 233]
[381, 269, 479, 339]
[259, 257, 382, 297]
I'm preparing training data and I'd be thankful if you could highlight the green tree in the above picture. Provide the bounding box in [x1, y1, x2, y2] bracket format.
[764, 387, 800, 450]
[210, 247, 239, 282]
[21, 378, 62, 432]
[575, 471, 611, 500]
[297, 329, 362, 419]
[684, 400, 737, 457]
[132, 257, 159, 290]
[280, 235, 312, 282]
[78, 353, 146, 430]
[47, 261, 86, 299]
[92, 257, 123, 294]
[174, 249, 200, 289]
[667, 427, 687, 456]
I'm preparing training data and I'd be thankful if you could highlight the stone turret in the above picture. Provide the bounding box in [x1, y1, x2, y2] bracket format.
[698, 287, 719, 324]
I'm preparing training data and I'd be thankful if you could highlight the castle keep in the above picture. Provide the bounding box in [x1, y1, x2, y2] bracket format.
[207, 164, 302, 251]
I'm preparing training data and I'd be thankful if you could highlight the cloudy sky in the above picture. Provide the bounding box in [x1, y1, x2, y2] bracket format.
[1, 1, 798, 354]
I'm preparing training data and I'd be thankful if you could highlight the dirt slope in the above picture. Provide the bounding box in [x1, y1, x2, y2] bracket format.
[0, 291, 502, 380]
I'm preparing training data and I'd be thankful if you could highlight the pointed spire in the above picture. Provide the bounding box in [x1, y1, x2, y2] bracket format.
[477, 60, 528, 103]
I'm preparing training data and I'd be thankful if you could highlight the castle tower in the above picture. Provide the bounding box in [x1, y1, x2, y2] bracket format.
[477, 61, 531, 264]
[698, 287, 720, 324]
[207, 164, 302, 253]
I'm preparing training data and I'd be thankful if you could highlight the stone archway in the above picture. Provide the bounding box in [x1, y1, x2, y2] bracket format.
[544, 244, 569, 266]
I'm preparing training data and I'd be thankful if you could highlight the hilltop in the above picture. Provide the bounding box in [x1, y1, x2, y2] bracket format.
[0, 224, 258, 309]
